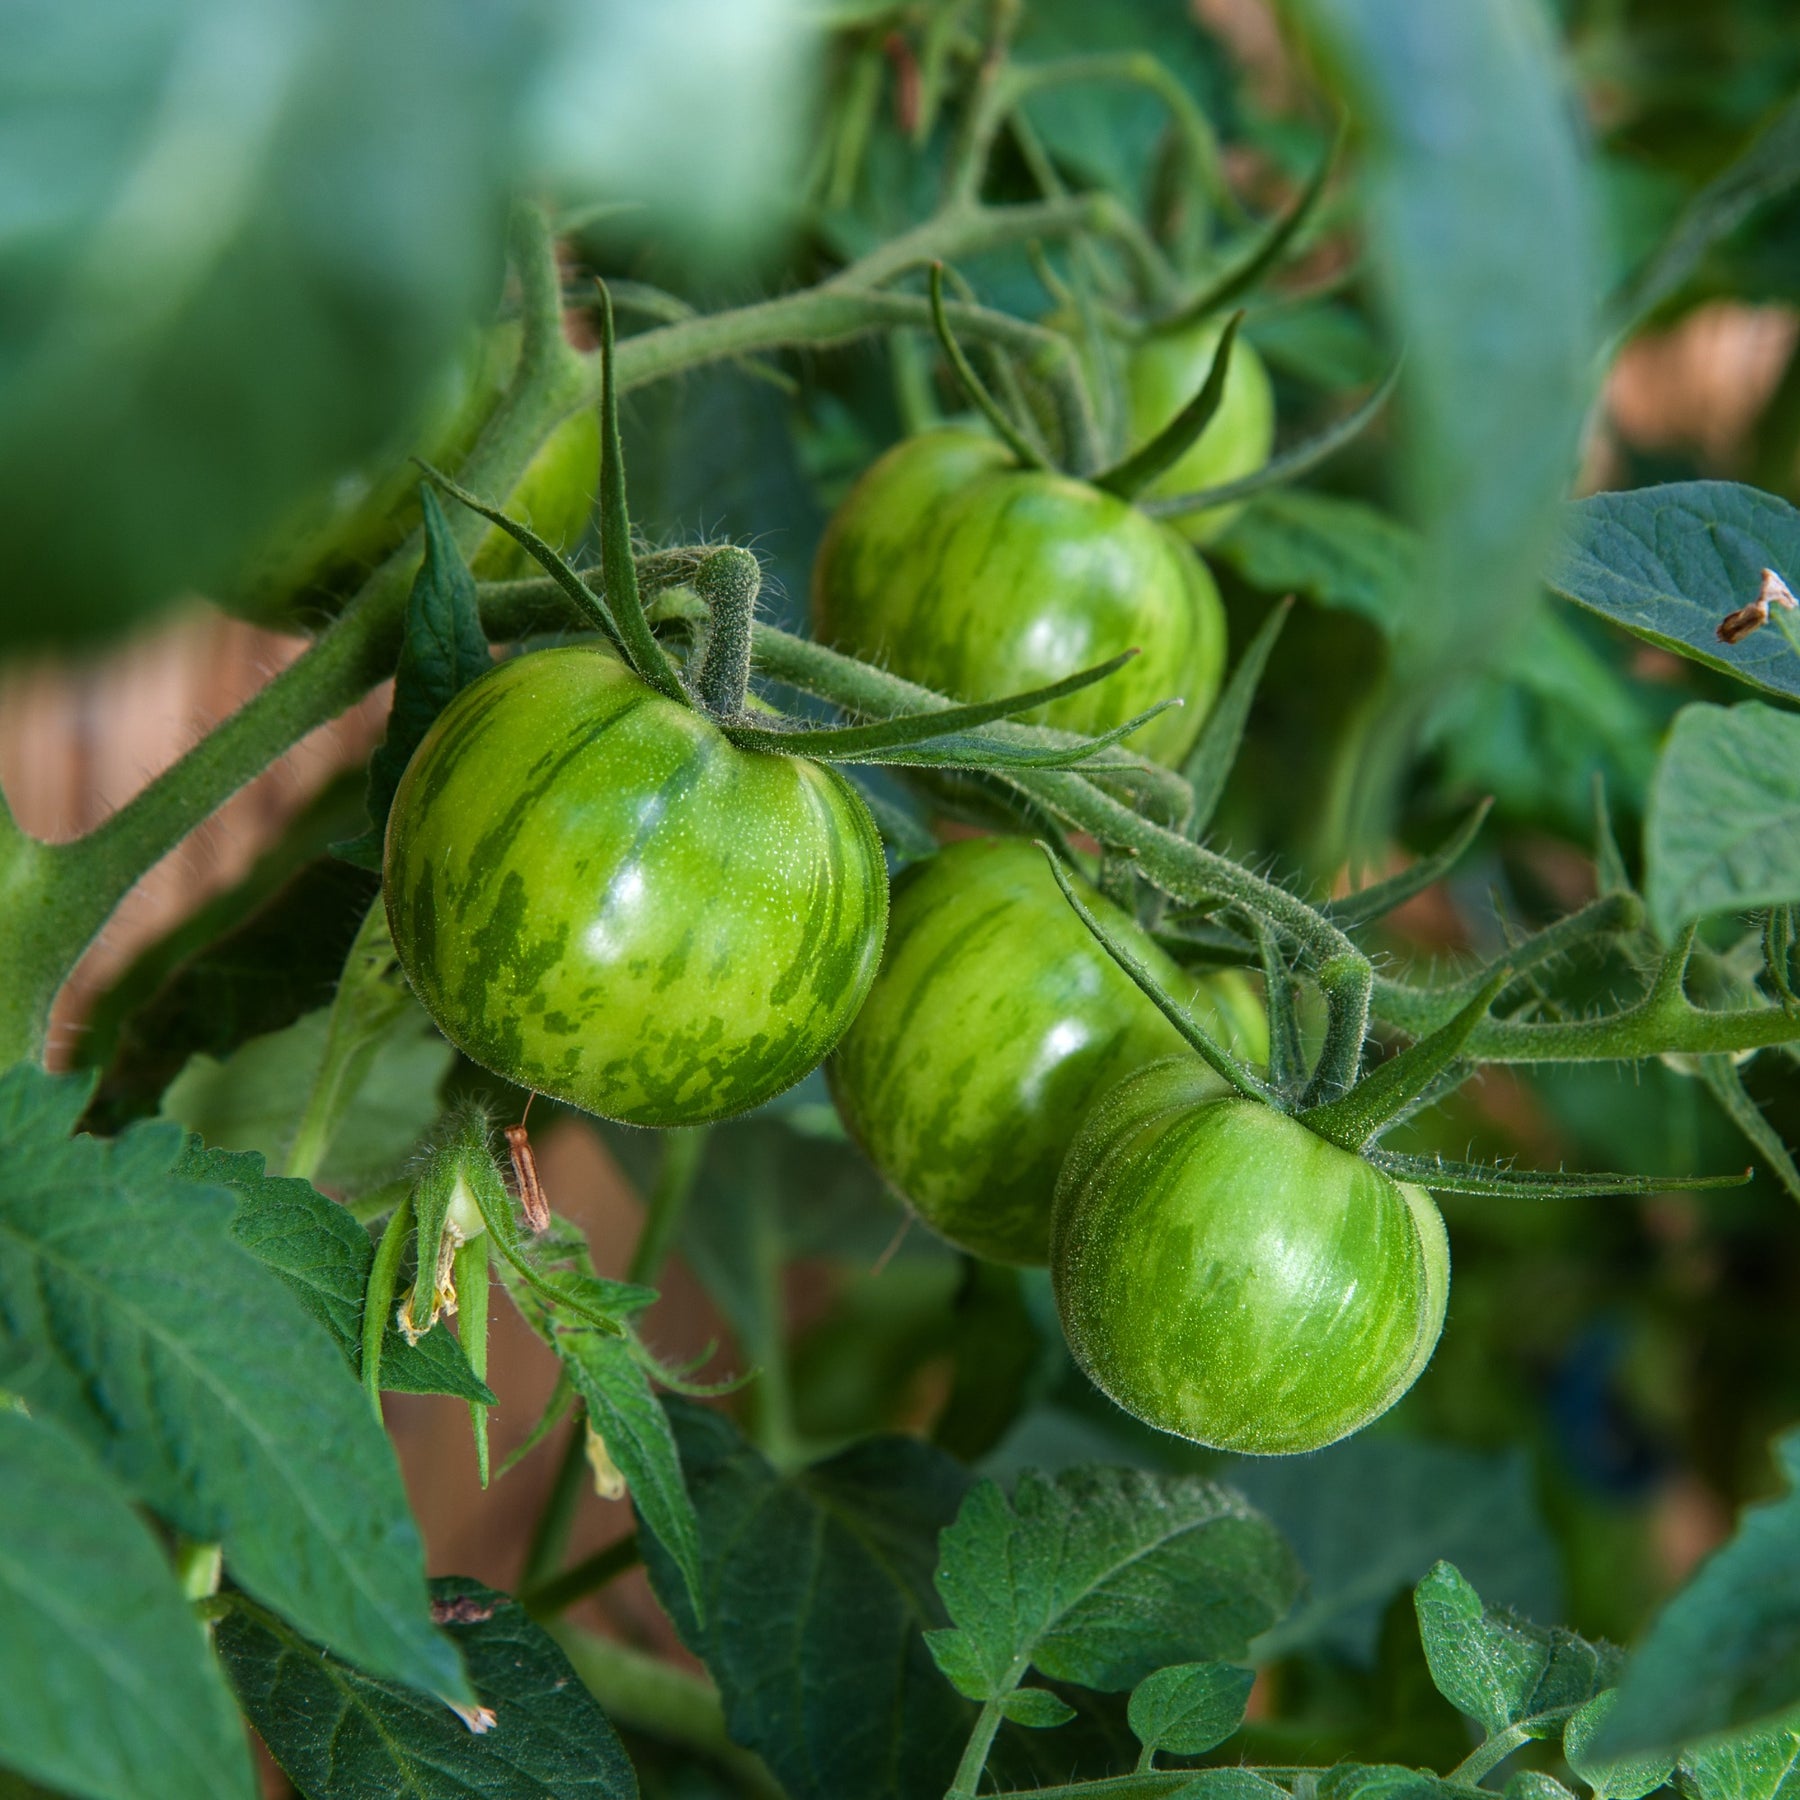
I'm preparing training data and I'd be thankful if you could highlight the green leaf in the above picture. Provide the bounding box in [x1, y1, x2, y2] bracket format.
[1231, 1439, 1557, 1666]
[0, 1062, 466, 1702]
[337, 488, 492, 869]
[1645, 704, 1800, 937]
[1596, 1429, 1800, 1753]
[1414, 1563, 1617, 1738]
[1127, 1662, 1254, 1758]
[1547, 484, 1800, 702]
[161, 999, 452, 1194]
[0, 1409, 254, 1800]
[1209, 490, 1421, 638]
[1316, 1765, 1468, 1800]
[927, 1467, 1302, 1701]
[558, 1332, 703, 1627]
[184, 1144, 494, 1404]
[637, 1401, 974, 1800]
[1508, 1776, 1580, 1800]
[1000, 1688, 1080, 1730]
[1679, 1720, 1800, 1800]
[1564, 1692, 1676, 1800]
[1287, 0, 1594, 692]
[217, 1578, 637, 1799]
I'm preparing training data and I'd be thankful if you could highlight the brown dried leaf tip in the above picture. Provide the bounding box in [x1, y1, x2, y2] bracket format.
[431, 1595, 498, 1626]
[505, 1122, 551, 1235]
[1717, 567, 1798, 644]
[446, 1700, 498, 1735]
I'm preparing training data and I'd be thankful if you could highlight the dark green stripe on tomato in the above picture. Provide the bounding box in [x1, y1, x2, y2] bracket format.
[811, 429, 1226, 767]
[1051, 1060, 1449, 1455]
[384, 645, 888, 1127]
[828, 837, 1267, 1265]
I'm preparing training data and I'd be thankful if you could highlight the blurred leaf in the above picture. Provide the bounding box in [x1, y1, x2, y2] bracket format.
[1414, 1562, 1618, 1739]
[0, 1408, 254, 1800]
[161, 997, 452, 1193]
[1290, 0, 1595, 749]
[0, 1062, 466, 1701]
[1548, 484, 1800, 701]
[184, 1143, 494, 1403]
[1246, 300, 1390, 390]
[1232, 1437, 1559, 1667]
[218, 1578, 637, 1799]
[639, 1401, 973, 1800]
[560, 1333, 703, 1626]
[337, 488, 492, 869]
[1564, 1692, 1675, 1800]
[927, 1467, 1302, 1700]
[0, 0, 528, 649]
[1611, 92, 1800, 335]
[1127, 1661, 1255, 1759]
[1598, 1429, 1800, 1753]
[1212, 491, 1420, 636]
[1645, 703, 1800, 936]
[1679, 1720, 1800, 1800]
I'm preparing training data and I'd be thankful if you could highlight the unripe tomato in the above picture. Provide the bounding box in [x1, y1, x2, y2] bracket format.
[828, 837, 1267, 1265]
[811, 429, 1225, 767]
[221, 329, 601, 627]
[1125, 320, 1274, 544]
[384, 645, 889, 1127]
[1052, 1060, 1449, 1454]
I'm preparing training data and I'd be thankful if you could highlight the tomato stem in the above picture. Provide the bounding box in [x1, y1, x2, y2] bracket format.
[692, 548, 762, 719]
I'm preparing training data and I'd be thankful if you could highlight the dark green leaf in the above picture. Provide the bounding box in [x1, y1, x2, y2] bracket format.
[1547, 484, 1800, 702]
[1210, 491, 1420, 637]
[1127, 1662, 1254, 1758]
[1645, 703, 1800, 938]
[1507, 1776, 1580, 1800]
[559, 1333, 703, 1626]
[1414, 1563, 1617, 1738]
[1564, 1692, 1675, 1800]
[1316, 1765, 1468, 1800]
[1181, 599, 1293, 840]
[337, 488, 492, 869]
[1598, 1429, 1800, 1753]
[185, 1144, 494, 1403]
[638, 1401, 974, 1800]
[0, 1063, 466, 1702]
[217, 1578, 637, 1799]
[928, 1467, 1302, 1701]
[0, 1409, 253, 1800]
[1232, 1438, 1557, 1666]
[1679, 1721, 1800, 1800]
[1000, 1688, 1080, 1730]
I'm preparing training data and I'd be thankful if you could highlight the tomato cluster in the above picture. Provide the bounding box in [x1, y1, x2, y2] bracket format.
[381, 305, 1448, 1456]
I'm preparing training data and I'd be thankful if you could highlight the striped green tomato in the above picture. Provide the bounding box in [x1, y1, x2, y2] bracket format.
[811, 429, 1225, 766]
[1126, 319, 1275, 544]
[828, 837, 1267, 1265]
[1052, 1061, 1449, 1454]
[383, 644, 888, 1127]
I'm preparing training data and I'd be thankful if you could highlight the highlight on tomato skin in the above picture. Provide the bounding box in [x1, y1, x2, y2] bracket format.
[810, 427, 1227, 768]
[1051, 1058, 1450, 1456]
[828, 836, 1269, 1267]
[381, 643, 890, 1129]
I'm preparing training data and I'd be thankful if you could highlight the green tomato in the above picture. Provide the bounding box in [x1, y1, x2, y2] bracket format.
[811, 429, 1225, 767]
[383, 644, 889, 1127]
[1125, 320, 1274, 544]
[1052, 1060, 1449, 1454]
[221, 328, 600, 627]
[828, 837, 1267, 1265]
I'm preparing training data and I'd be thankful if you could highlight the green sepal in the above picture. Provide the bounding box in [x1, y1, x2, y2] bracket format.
[929, 261, 1051, 471]
[1095, 311, 1245, 501]
[1365, 1148, 1749, 1200]
[1040, 845, 1273, 1105]
[453, 1234, 491, 1489]
[1696, 1056, 1800, 1203]
[1182, 597, 1292, 840]
[1252, 917, 1306, 1099]
[1141, 361, 1399, 522]
[362, 1193, 414, 1420]
[1327, 799, 1494, 929]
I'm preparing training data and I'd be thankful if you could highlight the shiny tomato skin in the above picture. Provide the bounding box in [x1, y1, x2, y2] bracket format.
[828, 837, 1268, 1265]
[811, 429, 1225, 766]
[1052, 1060, 1449, 1454]
[1125, 320, 1275, 543]
[383, 645, 888, 1127]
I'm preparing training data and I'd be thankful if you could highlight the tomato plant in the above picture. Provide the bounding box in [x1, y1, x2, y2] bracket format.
[5, 5, 1800, 1800]
[829, 834, 1265, 1263]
